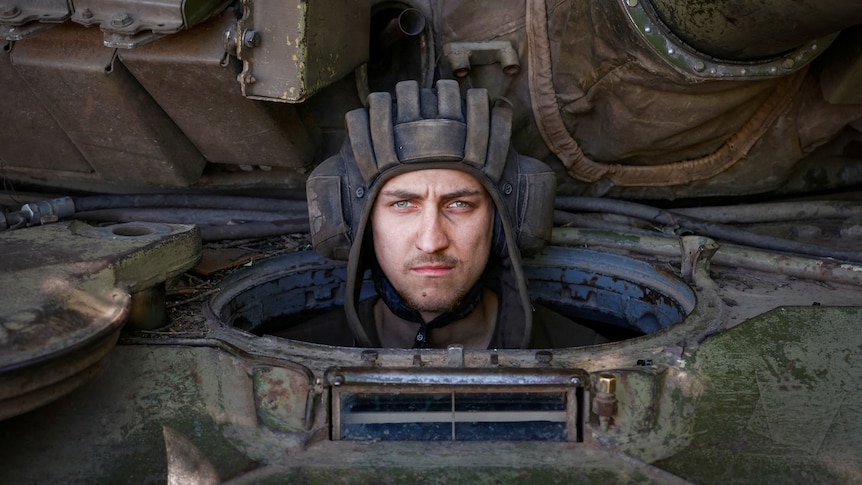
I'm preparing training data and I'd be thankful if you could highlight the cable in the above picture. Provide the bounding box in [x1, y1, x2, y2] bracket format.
[556, 196, 862, 263]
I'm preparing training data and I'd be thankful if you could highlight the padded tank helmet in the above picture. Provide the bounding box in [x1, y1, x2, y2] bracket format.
[306, 79, 556, 348]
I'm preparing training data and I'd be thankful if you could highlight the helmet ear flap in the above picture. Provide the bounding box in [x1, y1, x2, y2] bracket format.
[492, 149, 557, 259]
[491, 211, 508, 258]
[306, 153, 354, 261]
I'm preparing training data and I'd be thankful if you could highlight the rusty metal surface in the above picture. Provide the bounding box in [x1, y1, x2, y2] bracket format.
[236, 0, 370, 102]
[10, 23, 206, 188]
[654, 307, 862, 484]
[119, 11, 314, 169]
[0, 40, 93, 173]
[0, 343, 688, 484]
[0, 257, 859, 482]
[252, 365, 311, 433]
[0, 220, 200, 419]
[0, 0, 71, 27]
[325, 366, 588, 387]
[70, 0, 228, 48]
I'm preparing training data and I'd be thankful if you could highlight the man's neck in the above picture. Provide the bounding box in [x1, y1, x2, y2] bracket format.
[374, 290, 498, 349]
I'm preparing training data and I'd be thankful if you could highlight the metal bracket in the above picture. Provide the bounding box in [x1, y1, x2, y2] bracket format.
[0, 220, 201, 420]
[0, 0, 71, 26]
[0, 0, 70, 40]
[443, 41, 521, 78]
[236, 0, 369, 103]
[69, 0, 229, 48]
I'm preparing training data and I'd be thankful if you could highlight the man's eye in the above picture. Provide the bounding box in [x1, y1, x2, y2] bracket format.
[393, 200, 412, 209]
[449, 201, 471, 209]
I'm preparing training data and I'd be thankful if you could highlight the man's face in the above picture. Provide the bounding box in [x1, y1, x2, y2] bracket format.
[371, 168, 495, 320]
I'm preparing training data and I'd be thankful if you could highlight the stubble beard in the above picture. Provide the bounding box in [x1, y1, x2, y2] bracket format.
[400, 254, 468, 315]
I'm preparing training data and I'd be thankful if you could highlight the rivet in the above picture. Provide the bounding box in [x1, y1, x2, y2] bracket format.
[1, 5, 21, 19]
[693, 60, 705, 72]
[781, 58, 795, 70]
[331, 374, 345, 386]
[626, 0, 638, 7]
[355, 187, 365, 198]
[667, 48, 675, 55]
[644, 25, 652, 34]
[111, 12, 133, 28]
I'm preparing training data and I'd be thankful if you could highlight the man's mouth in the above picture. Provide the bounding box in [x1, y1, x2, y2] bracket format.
[406, 255, 459, 276]
[411, 264, 454, 276]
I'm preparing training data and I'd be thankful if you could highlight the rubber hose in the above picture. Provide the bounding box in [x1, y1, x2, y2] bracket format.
[552, 227, 862, 287]
[556, 196, 862, 263]
[75, 208, 307, 225]
[72, 194, 307, 212]
[669, 200, 862, 224]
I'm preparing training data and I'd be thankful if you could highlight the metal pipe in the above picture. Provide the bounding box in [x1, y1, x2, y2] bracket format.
[648, 0, 862, 60]
[551, 227, 862, 287]
[377, 8, 425, 50]
[557, 196, 862, 263]
[670, 200, 862, 224]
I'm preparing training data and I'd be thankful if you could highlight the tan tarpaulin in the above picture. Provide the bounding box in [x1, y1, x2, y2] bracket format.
[440, 0, 862, 197]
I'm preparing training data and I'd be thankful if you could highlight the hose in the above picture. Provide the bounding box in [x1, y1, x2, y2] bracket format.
[552, 227, 862, 287]
[669, 200, 862, 224]
[74, 208, 307, 225]
[2, 194, 311, 241]
[72, 194, 307, 212]
[556, 196, 862, 263]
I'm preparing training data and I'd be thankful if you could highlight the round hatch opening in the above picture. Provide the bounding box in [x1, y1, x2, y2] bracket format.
[208, 247, 695, 346]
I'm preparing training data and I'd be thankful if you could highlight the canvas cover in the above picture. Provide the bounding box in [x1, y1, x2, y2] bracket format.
[439, 0, 862, 198]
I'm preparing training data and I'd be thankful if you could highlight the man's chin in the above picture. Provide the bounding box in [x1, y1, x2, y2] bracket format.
[402, 292, 462, 316]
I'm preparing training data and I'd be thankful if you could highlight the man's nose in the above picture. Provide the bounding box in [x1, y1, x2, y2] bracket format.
[415, 209, 449, 253]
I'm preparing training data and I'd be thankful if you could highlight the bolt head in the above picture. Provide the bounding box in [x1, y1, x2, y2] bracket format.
[111, 12, 133, 28]
[243, 30, 261, 48]
[597, 373, 616, 394]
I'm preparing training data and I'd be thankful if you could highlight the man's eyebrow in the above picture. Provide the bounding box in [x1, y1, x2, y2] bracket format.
[378, 189, 421, 199]
[441, 188, 484, 200]
[377, 188, 485, 200]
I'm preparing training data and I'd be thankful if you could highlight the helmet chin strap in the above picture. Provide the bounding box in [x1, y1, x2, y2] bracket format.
[370, 261, 488, 349]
